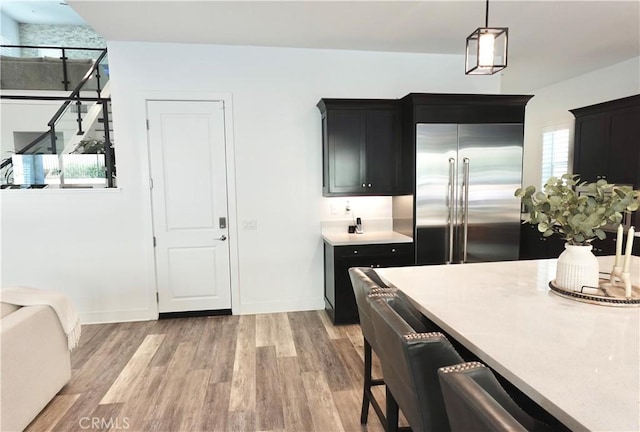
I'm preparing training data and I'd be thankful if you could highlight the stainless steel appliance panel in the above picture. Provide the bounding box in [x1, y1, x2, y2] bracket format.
[457, 124, 523, 263]
[415, 124, 458, 264]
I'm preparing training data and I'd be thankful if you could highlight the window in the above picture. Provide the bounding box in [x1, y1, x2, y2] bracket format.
[541, 126, 569, 188]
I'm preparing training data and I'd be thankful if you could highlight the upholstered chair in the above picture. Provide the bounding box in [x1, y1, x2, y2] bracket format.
[438, 362, 554, 432]
[369, 293, 464, 432]
[348, 268, 434, 427]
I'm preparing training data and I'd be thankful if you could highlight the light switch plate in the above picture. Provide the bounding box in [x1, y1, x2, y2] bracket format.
[242, 220, 258, 230]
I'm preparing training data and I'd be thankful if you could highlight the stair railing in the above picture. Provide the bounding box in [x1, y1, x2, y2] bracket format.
[1, 48, 115, 188]
[1, 45, 106, 92]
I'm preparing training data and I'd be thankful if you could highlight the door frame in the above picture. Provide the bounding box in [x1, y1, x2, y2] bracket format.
[136, 91, 240, 318]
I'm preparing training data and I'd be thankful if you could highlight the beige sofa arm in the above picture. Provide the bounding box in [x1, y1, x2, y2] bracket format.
[1, 305, 71, 432]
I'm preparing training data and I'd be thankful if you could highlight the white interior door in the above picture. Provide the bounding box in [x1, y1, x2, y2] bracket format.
[147, 100, 231, 313]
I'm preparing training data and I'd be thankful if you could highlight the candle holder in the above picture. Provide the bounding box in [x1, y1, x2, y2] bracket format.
[621, 272, 632, 298]
[609, 265, 623, 284]
[609, 265, 634, 298]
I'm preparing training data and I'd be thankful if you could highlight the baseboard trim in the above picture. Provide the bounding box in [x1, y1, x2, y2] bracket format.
[158, 309, 232, 320]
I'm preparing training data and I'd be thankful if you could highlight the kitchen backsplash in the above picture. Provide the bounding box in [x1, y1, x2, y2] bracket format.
[321, 196, 394, 233]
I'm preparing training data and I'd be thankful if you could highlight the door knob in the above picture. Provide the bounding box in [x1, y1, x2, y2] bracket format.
[216, 235, 227, 241]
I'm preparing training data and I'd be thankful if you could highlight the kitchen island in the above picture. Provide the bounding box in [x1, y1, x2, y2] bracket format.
[377, 256, 640, 432]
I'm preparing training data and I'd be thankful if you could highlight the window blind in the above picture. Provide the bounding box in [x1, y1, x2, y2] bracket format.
[541, 127, 569, 188]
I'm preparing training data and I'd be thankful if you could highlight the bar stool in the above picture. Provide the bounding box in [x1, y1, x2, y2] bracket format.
[369, 293, 464, 432]
[438, 362, 555, 432]
[348, 268, 433, 427]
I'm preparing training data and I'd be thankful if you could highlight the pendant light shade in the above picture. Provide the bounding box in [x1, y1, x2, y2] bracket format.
[465, 0, 508, 75]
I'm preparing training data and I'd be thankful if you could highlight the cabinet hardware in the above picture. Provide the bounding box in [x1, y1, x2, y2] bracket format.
[391, 248, 396, 252]
[362, 183, 366, 187]
[368, 183, 372, 188]
[353, 250, 358, 254]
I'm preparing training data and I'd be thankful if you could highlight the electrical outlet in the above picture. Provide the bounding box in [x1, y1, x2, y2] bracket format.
[345, 200, 351, 213]
[330, 204, 338, 215]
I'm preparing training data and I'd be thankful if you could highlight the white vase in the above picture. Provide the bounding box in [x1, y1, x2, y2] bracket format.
[555, 244, 600, 292]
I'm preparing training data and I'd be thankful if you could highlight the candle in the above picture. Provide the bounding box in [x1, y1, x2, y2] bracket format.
[623, 226, 635, 273]
[615, 224, 624, 267]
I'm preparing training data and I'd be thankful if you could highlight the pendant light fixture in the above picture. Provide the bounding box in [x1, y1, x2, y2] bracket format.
[465, 0, 508, 75]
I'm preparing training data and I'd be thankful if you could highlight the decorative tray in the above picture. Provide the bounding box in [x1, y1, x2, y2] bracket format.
[549, 278, 640, 307]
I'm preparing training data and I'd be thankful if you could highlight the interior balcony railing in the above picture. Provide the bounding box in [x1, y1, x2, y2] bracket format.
[1, 46, 115, 189]
[1, 45, 107, 92]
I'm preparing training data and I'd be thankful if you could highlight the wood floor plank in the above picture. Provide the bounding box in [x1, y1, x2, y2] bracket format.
[227, 411, 256, 432]
[333, 388, 386, 432]
[99, 333, 165, 404]
[273, 312, 297, 357]
[317, 309, 344, 340]
[277, 356, 314, 432]
[192, 315, 238, 372]
[177, 368, 212, 432]
[301, 371, 345, 432]
[206, 315, 240, 383]
[298, 312, 354, 392]
[255, 346, 285, 431]
[199, 381, 232, 432]
[255, 313, 276, 347]
[87, 402, 124, 432]
[144, 341, 196, 424]
[332, 337, 365, 389]
[229, 314, 257, 412]
[148, 318, 190, 367]
[25, 394, 80, 432]
[116, 365, 167, 432]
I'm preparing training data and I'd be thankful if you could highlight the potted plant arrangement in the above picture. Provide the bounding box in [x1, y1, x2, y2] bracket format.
[515, 174, 639, 292]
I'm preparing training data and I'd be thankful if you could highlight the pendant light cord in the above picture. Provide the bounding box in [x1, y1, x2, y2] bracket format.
[485, 0, 490, 27]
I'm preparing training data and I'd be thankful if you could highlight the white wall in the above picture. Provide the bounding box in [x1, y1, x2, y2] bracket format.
[1, 42, 499, 323]
[0, 100, 61, 157]
[0, 12, 20, 48]
[521, 57, 640, 189]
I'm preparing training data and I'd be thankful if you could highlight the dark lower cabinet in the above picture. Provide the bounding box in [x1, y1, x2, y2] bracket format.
[519, 223, 618, 260]
[324, 242, 414, 324]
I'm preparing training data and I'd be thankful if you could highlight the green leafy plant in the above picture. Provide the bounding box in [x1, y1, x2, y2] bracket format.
[515, 174, 640, 246]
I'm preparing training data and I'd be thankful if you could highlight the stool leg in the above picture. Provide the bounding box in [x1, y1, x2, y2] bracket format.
[360, 338, 372, 424]
[386, 386, 399, 432]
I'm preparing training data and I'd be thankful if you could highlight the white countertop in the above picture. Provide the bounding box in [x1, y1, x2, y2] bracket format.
[321, 230, 413, 246]
[377, 256, 640, 432]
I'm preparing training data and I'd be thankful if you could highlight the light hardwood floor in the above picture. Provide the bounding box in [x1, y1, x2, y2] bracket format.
[26, 311, 391, 432]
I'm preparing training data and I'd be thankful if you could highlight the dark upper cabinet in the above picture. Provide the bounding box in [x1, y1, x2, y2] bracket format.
[318, 99, 406, 196]
[571, 94, 640, 185]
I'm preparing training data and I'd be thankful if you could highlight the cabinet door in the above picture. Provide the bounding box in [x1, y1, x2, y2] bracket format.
[326, 109, 365, 194]
[607, 106, 640, 185]
[365, 109, 401, 194]
[573, 114, 609, 183]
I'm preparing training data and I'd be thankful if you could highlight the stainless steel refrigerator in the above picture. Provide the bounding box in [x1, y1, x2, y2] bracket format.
[415, 123, 523, 265]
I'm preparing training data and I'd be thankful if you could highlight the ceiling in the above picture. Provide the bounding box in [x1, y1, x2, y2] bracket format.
[2, 1, 85, 25]
[4, 1, 640, 92]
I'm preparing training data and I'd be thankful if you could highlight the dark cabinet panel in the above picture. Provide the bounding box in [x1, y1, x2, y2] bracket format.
[324, 242, 414, 324]
[573, 114, 609, 183]
[608, 107, 640, 185]
[328, 109, 364, 193]
[520, 223, 619, 260]
[366, 109, 399, 193]
[318, 99, 406, 196]
[571, 95, 640, 186]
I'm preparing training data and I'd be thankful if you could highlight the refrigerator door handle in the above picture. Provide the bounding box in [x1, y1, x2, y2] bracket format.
[462, 157, 470, 263]
[448, 157, 456, 264]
